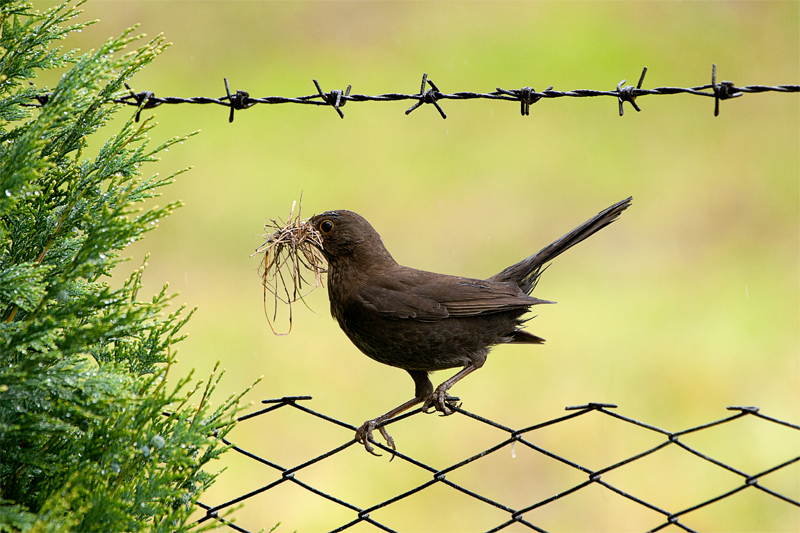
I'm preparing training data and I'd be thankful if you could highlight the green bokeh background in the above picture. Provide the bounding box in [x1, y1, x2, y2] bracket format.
[34, 1, 798, 531]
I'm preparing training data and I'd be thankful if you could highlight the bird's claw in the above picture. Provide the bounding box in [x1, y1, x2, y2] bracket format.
[422, 390, 461, 416]
[355, 419, 397, 459]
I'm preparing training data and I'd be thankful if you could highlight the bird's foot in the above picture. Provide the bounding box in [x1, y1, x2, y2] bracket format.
[422, 389, 461, 416]
[355, 419, 396, 458]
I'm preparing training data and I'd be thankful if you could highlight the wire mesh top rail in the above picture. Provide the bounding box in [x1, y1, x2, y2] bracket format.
[22, 65, 800, 122]
[196, 397, 799, 533]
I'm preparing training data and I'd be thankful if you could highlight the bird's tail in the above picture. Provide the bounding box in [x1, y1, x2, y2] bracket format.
[488, 197, 632, 294]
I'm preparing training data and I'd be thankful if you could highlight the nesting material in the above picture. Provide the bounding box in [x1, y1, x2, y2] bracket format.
[252, 200, 326, 335]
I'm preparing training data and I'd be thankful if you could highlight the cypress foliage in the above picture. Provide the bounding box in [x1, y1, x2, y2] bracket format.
[0, 1, 252, 530]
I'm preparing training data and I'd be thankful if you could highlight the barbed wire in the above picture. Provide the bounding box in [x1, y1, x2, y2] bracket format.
[21, 64, 800, 122]
[195, 397, 799, 533]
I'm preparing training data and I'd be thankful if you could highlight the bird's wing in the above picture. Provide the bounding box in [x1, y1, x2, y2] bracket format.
[356, 271, 552, 322]
[442, 283, 551, 316]
[356, 282, 449, 321]
[435, 279, 553, 317]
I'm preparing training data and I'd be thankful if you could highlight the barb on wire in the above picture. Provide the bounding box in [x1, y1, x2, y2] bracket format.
[405, 72, 447, 119]
[122, 82, 160, 122]
[224, 77, 255, 123]
[711, 63, 743, 117]
[617, 66, 649, 116]
[313, 79, 351, 119]
[21, 64, 799, 122]
[496, 84, 553, 116]
[195, 397, 799, 533]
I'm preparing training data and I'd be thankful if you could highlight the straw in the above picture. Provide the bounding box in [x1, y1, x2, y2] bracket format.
[252, 198, 327, 335]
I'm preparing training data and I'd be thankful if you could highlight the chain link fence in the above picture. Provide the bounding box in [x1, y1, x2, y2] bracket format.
[192, 397, 799, 533]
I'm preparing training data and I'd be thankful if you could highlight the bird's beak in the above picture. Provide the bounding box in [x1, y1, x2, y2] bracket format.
[304, 218, 324, 251]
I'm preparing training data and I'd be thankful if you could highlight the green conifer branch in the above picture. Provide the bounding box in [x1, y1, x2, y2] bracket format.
[0, 2, 251, 531]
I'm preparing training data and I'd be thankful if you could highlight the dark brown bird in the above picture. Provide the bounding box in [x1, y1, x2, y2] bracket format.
[309, 197, 631, 456]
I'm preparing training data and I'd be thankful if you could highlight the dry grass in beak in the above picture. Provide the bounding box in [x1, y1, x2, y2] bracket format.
[252, 200, 327, 335]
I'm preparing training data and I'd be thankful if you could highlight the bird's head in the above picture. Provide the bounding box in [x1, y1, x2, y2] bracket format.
[309, 210, 395, 267]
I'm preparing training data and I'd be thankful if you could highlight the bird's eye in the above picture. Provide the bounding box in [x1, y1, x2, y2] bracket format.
[320, 220, 334, 233]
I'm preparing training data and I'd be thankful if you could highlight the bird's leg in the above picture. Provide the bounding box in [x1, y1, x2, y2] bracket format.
[356, 369, 433, 457]
[355, 396, 424, 457]
[423, 362, 482, 416]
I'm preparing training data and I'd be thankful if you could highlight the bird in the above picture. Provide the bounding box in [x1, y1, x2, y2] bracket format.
[308, 197, 631, 456]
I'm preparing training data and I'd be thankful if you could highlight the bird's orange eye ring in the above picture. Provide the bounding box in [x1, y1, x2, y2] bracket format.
[320, 220, 334, 233]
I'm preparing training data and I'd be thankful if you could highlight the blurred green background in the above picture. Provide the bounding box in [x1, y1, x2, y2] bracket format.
[33, 1, 798, 531]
